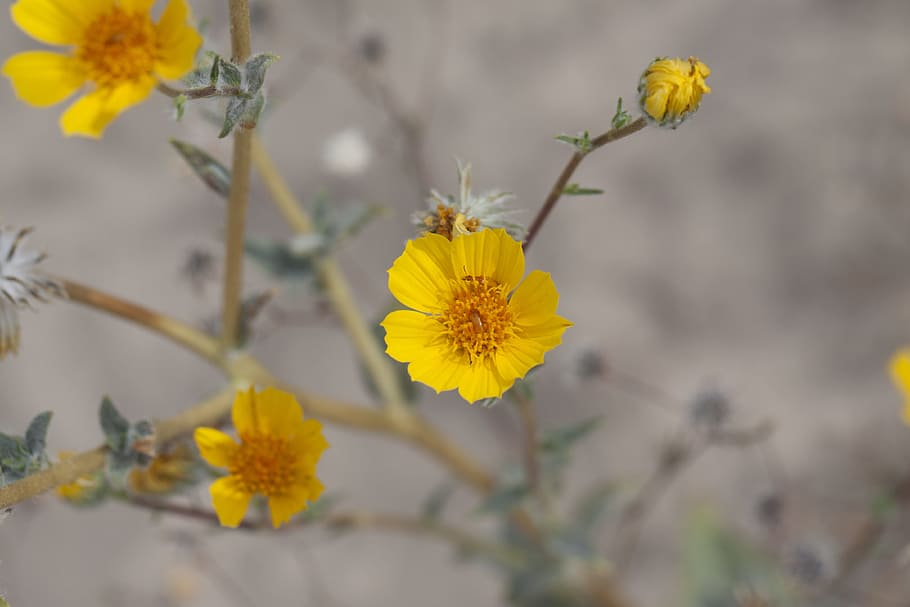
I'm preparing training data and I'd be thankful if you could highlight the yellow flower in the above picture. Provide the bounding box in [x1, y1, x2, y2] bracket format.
[889, 349, 910, 425]
[381, 229, 572, 404]
[127, 443, 196, 495]
[194, 388, 328, 529]
[2, 0, 202, 138]
[638, 56, 711, 128]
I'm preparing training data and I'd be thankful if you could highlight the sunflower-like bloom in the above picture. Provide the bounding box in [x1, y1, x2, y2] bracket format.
[2, 0, 202, 138]
[889, 350, 910, 425]
[381, 229, 571, 404]
[0, 225, 64, 359]
[638, 56, 711, 128]
[194, 388, 329, 529]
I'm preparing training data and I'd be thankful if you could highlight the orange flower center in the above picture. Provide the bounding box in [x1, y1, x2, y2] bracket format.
[77, 8, 157, 87]
[440, 276, 514, 363]
[423, 205, 480, 240]
[229, 433, 297, 496]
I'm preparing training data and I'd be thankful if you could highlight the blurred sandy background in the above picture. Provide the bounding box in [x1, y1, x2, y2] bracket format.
[2, 0, 910, 605]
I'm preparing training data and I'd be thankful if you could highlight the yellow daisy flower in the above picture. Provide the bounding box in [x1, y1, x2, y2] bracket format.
[638, 56, 711, 128]
[194, 388, 329, 529]
[381, 228, 572, 404]
[888, 349, 910, 425]
[2, 0, 202, 138]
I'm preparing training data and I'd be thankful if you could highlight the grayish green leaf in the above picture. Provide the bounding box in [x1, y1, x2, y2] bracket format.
[218, 97, 245, 138]
[611, 97, 631, 130]
[244, 53, 279, 94]
[554, 131, 592, 154]
[562, 183, 604, 196]
[218, 59, 242, 89]
[421, 483, 455, 521]
[24, 411, 51, 456]
[174, 94, 187, 121]
[170, 139, 231, 197]
[99, 397, 129, 452]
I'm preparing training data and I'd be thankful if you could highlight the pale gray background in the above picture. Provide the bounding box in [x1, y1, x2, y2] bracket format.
[2, 0, 910, 605]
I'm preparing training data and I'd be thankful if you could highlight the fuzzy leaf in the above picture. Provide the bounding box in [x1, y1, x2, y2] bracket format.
[611, 96, 631, 130]
[421, 483, 455, 521]
[208, 55, 221, 86]
[563, 183, 604, 196]
[476, 468, 529, 515]
[170, 139, 231, 197]
[218, 97, 245, 138]
[218, 59, 242, 89]
[99, 397, 129, 452]
[539, 416, 601, 454]
[238, 92, 266, 130]
[554, 131, 592, 154]
[244, 239, 320, 282]
[244, 53, 279, 94]
[24, 411, 52, 456]
[174, 94, 187, 121]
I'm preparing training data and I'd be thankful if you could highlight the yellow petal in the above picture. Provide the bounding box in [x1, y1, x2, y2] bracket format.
[10, 0, 113, 45]
[292, 419, 330, 461]
[406, 346, 468, 394]
[509, 270, 560, 327]
[451, 229, 524, 291]
[457, 358, 511, 404]
[210, 476, 252, 528]
[59, 76, 155, 138]
[231, 387, 258, 435]
[2, 51, 85, 107]
[119, 0, 155, 11]
[381, 309, 446, 362]
[154, 0, 202, 80]
[495, 338, 546, 384]
[388, 233, 454, 313]
[193, 427, 237, 468]
[889, 349, 910, 394]
[518, 314, 572, 350]
[254, 387, 306, 438]
[267, 487, 311, 528]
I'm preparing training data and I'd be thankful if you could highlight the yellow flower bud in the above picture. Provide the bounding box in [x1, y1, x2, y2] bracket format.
[638, 56, 711, 128]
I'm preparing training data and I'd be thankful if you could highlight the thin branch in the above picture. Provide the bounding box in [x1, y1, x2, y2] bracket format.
[512, 393, 551, 516]
[523, 116, 648, 252]
[126, 495, 525, 569]
[611, 419, 774, 570]
[59, 278, 222, 365]
[156, 82, 244, 100]
[250, 134, 412, 418]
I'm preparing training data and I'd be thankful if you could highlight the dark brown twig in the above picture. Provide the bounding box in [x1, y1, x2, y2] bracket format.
[524, 116, 647, 252]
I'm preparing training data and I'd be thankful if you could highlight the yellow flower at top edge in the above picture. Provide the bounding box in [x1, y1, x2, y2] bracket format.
[888, 349, 910, 426]
[381, 228, 572, 404]
[2, 0, 202, 138]
[194, 388, 329, 529]
[638, 56, 711, 128]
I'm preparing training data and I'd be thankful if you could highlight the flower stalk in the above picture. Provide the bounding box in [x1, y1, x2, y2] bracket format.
[220, 0, 254, 348]
[250, 134, 411, 416]
[523, 116, 647, 252]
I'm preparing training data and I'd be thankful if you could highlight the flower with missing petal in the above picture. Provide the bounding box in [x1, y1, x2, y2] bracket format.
[3, 0, 202, 138]
[638, 56, 711, 128]
[889, 349, 910, 426]
[194, 388, 329, 529]
[0, 225, 64, 359]
[414, 160, 524, 240]
[381, 229, 571, 404]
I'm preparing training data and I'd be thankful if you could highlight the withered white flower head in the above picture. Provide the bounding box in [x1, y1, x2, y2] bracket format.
[0, 225, 64, 359]
[413, 160, 524, 240]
